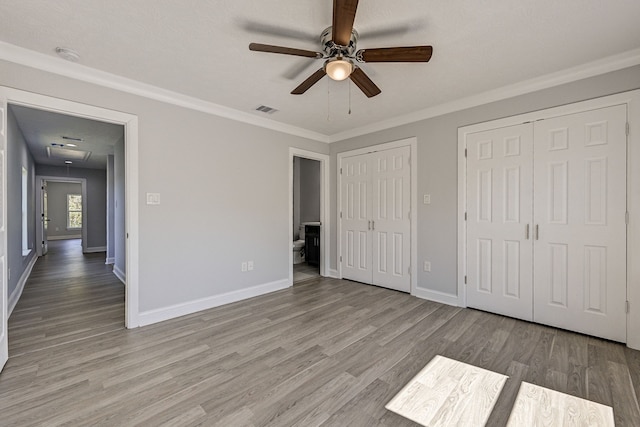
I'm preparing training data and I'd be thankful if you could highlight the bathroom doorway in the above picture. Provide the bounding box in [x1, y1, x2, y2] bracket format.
[288, 148, 330, 285]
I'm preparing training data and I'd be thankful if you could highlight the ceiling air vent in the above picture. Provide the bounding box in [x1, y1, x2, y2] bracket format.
[255, 105, 278, 114]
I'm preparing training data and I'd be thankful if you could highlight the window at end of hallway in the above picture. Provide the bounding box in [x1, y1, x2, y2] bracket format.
[67, 194, 82, 230]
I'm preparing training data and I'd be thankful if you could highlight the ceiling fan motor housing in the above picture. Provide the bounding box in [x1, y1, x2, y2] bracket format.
[321, 26, 358, 59]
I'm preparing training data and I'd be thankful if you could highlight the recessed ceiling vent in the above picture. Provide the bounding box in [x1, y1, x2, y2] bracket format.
[255, 105, 278, 114]
[62, 136, 83, 142]
[46, 146, 91, 162]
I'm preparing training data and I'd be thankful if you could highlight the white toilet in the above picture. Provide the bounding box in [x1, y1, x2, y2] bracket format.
[293, 226, 306, 264]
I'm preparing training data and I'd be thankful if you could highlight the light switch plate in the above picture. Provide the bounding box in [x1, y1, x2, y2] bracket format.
[146, 193, 161, 205]
[424, 261, 431, 272]
[423, 194, 431, 204]
[248, 261, 254, 271]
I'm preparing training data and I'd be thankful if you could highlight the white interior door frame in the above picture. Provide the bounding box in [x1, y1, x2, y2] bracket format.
[458, 89, 640, 350]
[337, 137, 418, 294]
[0, 86, 140, 329]
[288, 148, 330, 284]
[35, 176, 87, 255]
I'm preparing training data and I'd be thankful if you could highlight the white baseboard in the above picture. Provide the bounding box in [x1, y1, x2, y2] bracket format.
[47, 235, 81, 241]
[8, 253, 38, 316]
[105, 257, 115, 265]
[84, 246, 107, 253]
[412, 286, 461, 307]
[113, 265, 126, 284]
[138, 279, 290, 327]
[328, 268, 339, 278]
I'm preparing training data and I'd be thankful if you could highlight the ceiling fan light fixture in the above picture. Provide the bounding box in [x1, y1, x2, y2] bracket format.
[325, 58, 353, 81]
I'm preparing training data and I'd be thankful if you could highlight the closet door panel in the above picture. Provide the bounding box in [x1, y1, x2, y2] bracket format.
[371, 146, 411, 292]
[466, 123, 534, 321]
[533, 104, 627, 342]
[341, 154, 373, 284]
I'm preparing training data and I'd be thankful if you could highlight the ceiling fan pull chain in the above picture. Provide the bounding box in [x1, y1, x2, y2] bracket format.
[348, 80, 352, 115]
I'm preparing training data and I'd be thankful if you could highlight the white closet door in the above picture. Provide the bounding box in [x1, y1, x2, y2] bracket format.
[341, 154, 373, 284]
[467, 123, 534, 321]
[371, 146, 411, 292]
[0, 95, 8, 372]
[533, 105, 627, 341]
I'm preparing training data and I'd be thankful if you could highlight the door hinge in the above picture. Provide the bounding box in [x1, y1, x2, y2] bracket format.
[464, 275, 467, 285]
[626, 300, 630, 314]
[340, 167, 343, 174]
[408, 266, 411, 275]
[340, 211, 342, 219]
[340, 256, 342, 263]
[626, 122, 630, 136]
[42, 241, 44, 245]
[408, 211, 411, 220]
[464, 148, 468, 158]
[626, 211, 630, 225]
[465, 212, 467, 221]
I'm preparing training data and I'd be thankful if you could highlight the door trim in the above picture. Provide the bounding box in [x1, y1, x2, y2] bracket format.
[337, 137, 417, 294]
[288, 148, 330, 284]
[0, 87, 140, 329]
[458, 89, 640, 349]
[35, 176, 87, 255]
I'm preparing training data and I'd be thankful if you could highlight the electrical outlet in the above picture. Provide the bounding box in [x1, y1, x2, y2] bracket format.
[248, 261, 254, 271]
[241, 262, 247, 272]
[423, 261, 431, 272]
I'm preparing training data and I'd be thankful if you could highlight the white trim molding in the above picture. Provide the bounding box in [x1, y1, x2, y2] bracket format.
[1, 87, 141, 329]
[138, 279, 290, 327]
[412, 287, 460, 307]
[1, 42, 639, 145]
[288, 148, 331, 285]
[105, 257, 115, 265]
[0, 42, 329, 143]
[458, 89, 640, 350]
[327, 268, 339, 279]
[84, 246, 107, 253]
[47, 235, 81, 241]
[8, 253, 37, 316]
[113, 265, 126, 285]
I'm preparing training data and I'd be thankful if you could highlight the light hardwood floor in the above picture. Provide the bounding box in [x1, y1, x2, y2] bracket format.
[1, 239, 639, 426]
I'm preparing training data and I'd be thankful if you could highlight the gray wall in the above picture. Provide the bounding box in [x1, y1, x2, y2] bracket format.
[330, 64, 640, 297]
[7, 107, 37, 298]
[293, 157, 321, 240]
[35, 165, 107, 250]
[114, 138, 125, 274]
[0, 58, 329, 314]
[45, 181, 82, 239]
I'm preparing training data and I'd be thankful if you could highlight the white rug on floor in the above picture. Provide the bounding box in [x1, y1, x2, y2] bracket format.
[507, 382, 614, 426]
[385, 355, 508, 426]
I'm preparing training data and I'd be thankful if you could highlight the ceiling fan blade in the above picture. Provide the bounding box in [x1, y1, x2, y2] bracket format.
[291, 68, 326, 95]
[332, 0, 359, 46]
[357, 46, 433, 62]
[249, 43, 322, 59]
[349, 67, 381, 98]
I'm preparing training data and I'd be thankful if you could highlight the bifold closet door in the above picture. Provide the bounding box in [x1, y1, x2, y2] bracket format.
[533, 105, 627, 342]
[466, 123, 534, 321]
[341, 146, 411, 292]
[371, 146, 411, 292]
[341, 154, 373, 284]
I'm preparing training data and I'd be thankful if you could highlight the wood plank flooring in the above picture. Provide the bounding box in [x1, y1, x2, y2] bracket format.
[0, 239, 639, 426]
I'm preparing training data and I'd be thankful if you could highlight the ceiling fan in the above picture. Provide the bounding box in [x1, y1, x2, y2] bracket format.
[248, 0, 433, 98]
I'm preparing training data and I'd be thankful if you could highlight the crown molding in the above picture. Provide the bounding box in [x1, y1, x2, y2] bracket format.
[326, 47, 640, 143]
[0, 41, 330, 143]
[2, 42, 639, 145]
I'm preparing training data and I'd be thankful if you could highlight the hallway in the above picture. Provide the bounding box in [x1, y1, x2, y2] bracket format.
[8, 239, 124, 357]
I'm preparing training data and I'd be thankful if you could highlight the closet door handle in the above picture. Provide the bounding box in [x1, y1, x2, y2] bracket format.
[535, 224, 539, 240]
[525, 224, 530, 240]
[372, 220, 375, 231]
[367, 220, 371, 230]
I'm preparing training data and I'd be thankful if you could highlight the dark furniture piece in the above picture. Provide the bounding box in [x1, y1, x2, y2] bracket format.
[305, 225, 320, 267]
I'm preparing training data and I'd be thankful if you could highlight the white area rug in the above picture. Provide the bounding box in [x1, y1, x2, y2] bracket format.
[507, 382, 614, 426]
[385, 355, 508, 426]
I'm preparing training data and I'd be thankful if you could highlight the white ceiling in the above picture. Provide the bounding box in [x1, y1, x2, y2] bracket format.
[9, 104, 124, 169]
[1, 1, 639, 138]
